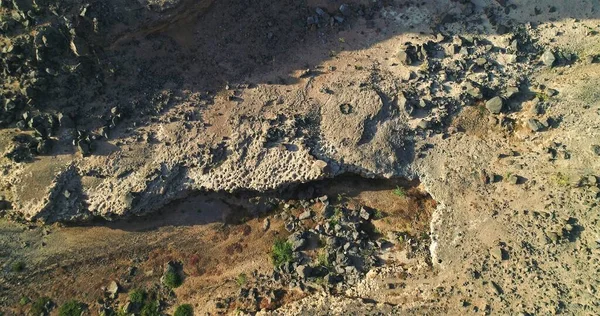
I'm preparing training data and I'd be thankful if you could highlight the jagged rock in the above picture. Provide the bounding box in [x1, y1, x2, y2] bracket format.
[295, 265, 312, 279]
[527, 118, 545, 132]
[288, 232, 306, 251]
[541, 49, 556, 67]
[299, 210, 312, 220]
[359, 207, 370, 221]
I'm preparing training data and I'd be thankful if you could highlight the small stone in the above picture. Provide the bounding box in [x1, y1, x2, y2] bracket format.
[339, 4, 351, 16]
[485, 96, 504, 114]
[541, 49, 556, 67]
[397, 49, 412, 65]
[295, 265, 312, 279]
[107, 281, 119, 299]
[465, 82, 482, 99]
[504, 87, 520, 99]
[288, 232, 307, 251]
[359, 207, 370, 221]
[475, 57, 487, 66]
[508, 174, 519, 185]
[263, 218, 270, 231]
[299, 210, 312, 220]
[527, 118, 545, 132]
[490, 247, 505, 261]
[417, 120, 431, 129]
[123, 302, 132, 313]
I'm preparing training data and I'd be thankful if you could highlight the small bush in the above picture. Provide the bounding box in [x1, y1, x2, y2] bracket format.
[19, 296, 30, 306]
[393, 186, 406, 197]
[271, 239, 293, 266]
[30, 297, 52, 316]
[58, 300, 85, 316]
[163, 270, 182, 289]
[236, 273, 247, 286]
[140, 300, 159, 316]
[316, 249, 331, 269]
[128, 289, 145, 304]
[174, 304, 193, 316]
[11, 261, 25, 272]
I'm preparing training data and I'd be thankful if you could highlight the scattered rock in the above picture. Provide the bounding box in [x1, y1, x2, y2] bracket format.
[263, 218, 270, 231]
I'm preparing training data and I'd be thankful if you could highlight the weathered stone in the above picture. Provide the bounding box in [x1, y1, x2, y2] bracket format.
[485, 96, 504, 114]
[263, 218, 270, 231]
[288, 232, 306, 251]
[299, 210, 312, 220]
[295, 265, 312, 279]
[359, 207, 370, 221]
[527, 118, 545, 132]
[107, 280, 119, 299]
[541, 49, 556, 67]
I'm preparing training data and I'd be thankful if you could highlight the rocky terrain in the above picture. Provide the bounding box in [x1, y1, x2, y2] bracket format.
[1, 0, 600, 315]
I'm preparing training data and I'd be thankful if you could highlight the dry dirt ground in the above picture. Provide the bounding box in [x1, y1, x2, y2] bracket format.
[1, 0, 600, 315]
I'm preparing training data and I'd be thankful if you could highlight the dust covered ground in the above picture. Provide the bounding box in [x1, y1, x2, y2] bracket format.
[1, 0, 600, 315]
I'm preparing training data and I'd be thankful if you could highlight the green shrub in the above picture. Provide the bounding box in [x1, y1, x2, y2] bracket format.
[393, 186, 406, 197]
[30, 297, 52, 316]
[236, 273, 247, 286]
[316, 249, 331, 269]
[11, 261, 25, 272]
[174, 304, 193, 316]
[58, 300, 84, 316]
[271, 238, 293, 266]
[140, 300, 159, 316]
[19, 296, 30, 306]
[128, 289, 145, 304]
[163, 270, 182, 289]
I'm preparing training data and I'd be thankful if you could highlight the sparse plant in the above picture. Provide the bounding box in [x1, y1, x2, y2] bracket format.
[58, 300, 84, 316]
[271, 238, 293, 266]
[174, 304, 193, 316]
[128, 289, 145, 304]
[11, 261, 25, 272]
[236, 273, 247, 286]
[333, 207, 343, 218]
[535, 91, 550, 101]
[316, 249, 331, 269]
[140, 300, 159, 316]
[30, 297, 52, 316]
[373, 209, 385, 220]
[393, 186, 406, 197]
[163, 270, 182, 289]
[553, 172, 570, 187]
[329, 218, 339, 227]
[19, 296, 30, 306]
[314, 276, 326, 286]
